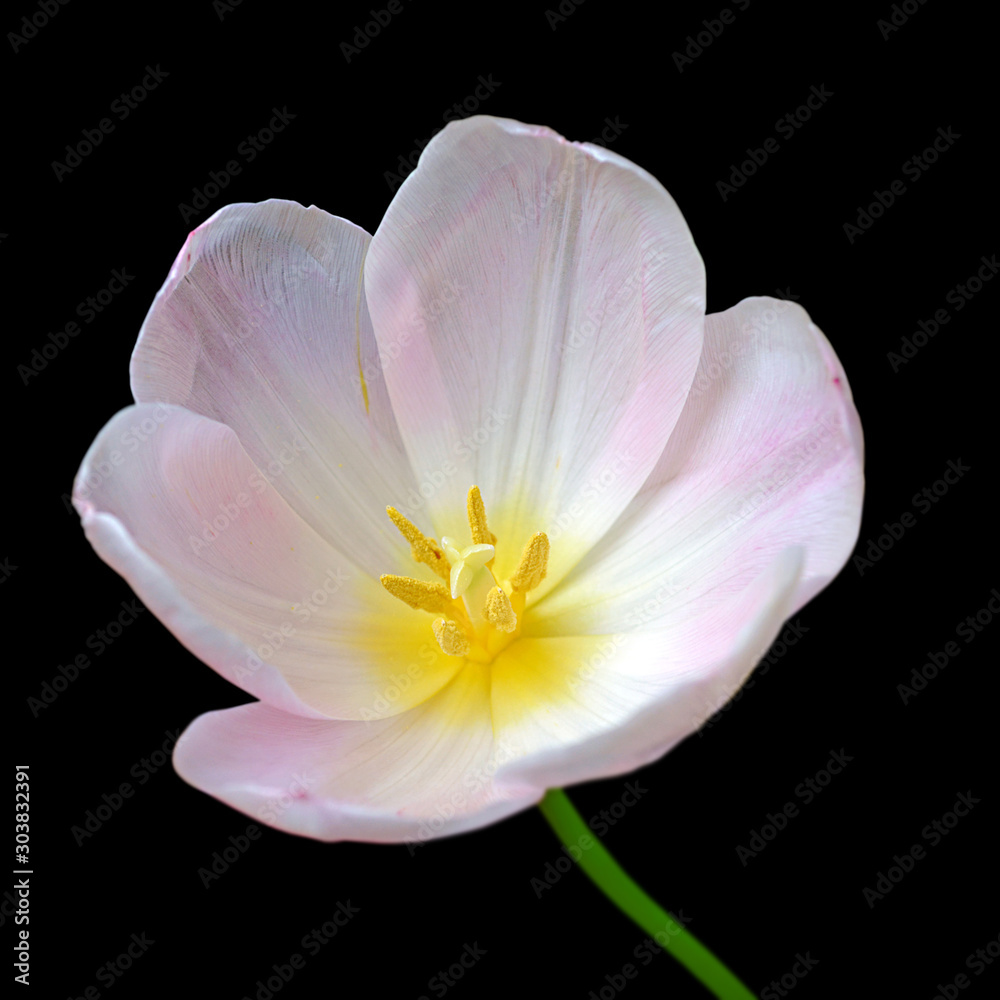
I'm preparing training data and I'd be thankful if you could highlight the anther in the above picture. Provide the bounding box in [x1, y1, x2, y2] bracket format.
[466, 485, 497, 546]
[432, 618, 470, 656]
[380, 574, 457, 616]
[386, 506, 450, 580]
[510, 532, 550, 593]
[484, 586, 517, 633]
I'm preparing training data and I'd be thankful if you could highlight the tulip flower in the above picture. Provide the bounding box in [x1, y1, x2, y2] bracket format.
[74, 116, 863, 999]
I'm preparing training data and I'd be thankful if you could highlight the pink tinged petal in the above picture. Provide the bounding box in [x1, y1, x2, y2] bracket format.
[129, 199, 416, 578]
[78, 510, 324, 720]
[364, 116, 706, 592]
[532, 296, 865, 635]
[495, 548, 805, 792]
[73, 404, 461, 719]
[173, 665, 543, 843]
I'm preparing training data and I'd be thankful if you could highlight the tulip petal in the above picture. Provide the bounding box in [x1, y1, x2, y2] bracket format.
[365, 116, 705, 595]
[531, 297, 864, 636]
[130, 199, 416, 578]
[74, 404, 462, 719]
[173, 665, 542, 843]
[494, 548, 804, 791]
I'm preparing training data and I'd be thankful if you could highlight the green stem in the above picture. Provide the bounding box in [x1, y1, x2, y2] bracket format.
[538, 788, 755, 1000]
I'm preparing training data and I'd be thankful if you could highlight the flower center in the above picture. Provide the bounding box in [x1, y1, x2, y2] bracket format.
[380, 486, 549, 664]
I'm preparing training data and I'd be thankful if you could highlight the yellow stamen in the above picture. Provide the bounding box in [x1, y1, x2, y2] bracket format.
[380, 574, 456, 616]
[510, 532, 550, 593]
[484, 585, 517, 633]
[380, 486, 548, 665]
[386, 506, 450, 580]
[466, 485, 497, 546]
[432, 618, 469, 656]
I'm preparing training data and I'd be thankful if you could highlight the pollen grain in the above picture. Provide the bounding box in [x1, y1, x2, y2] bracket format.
[484, 586, 517, 633]
[510, 532, 550, 593]
[380, 574, 457, 617]
[466, 485, 497, 546]
[386, 506, 451, 580]
[432, 618, 470, 656]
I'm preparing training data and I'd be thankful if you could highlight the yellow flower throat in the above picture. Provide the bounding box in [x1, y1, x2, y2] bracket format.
[380, 486, 549, 664]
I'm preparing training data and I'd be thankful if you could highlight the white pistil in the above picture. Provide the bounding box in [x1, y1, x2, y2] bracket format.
[441, 538, 495, 600]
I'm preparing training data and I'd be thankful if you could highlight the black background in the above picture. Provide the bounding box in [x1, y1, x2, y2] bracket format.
[7, 1, 997, 998]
